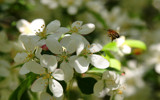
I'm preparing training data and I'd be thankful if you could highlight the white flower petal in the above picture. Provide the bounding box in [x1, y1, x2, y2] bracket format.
[46, 20, 60, 34]
[90, 54, 109, 69]
[71, 21, 83, 29]
[70, 56, 89, 73]
[16, 19, 32, 35]
[27, 61, 46, 74]
[102, 71, 116, 80]
[40, 55, 57, 72]
[155, 63, 160, 74]
[116, 36, 125, 47]
[19, 35, 39, 52]
[56, 27, 69, 35]
[60, 61, 74, 82]
[40, 92, 53, 100]
[49, 79, 63, 97]
[37, 39, 46, 47]
[94, 80, 104, 97]
[35, 47, 42, 59]
[89, 43, 102, 53]
[122, 45, 131, 54]
[79, 23, 95, 35]
[14, 52, 28, 64]
[31, 78, 48, 92]
[31, 19, 45, 33]
[67, 6, 77, 15]
[52, 69, 64, 81]
[19, 63, 30, 75]
[48, 27, 69, 40]
[46, 38, 63, 54]
[71, 34, 85, 55]
[60, 36, 77, 54]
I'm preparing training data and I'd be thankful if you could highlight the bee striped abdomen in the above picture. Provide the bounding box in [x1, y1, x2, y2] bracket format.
[107, 29, 120, 41]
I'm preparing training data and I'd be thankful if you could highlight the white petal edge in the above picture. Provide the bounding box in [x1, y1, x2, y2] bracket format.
[31, 78, 48, 92]
[93, 80, 105, 97]
[52, 69, 64, 81]
[71, 21, 83, 29]
[70, 56, 89, 73]
[31, 19, 45, 33]
[49, 79, 63, 97]
[14, 52, 28, 64]
[46, 20, 60, 34]
[19, 63, 30, 75]
[89, 43, 102, 53]
[90, 54, 109, 69]
[60, 36, 77, 54]
[27, 61, 46, 74]
[60, 61, 74, 82]
[46, 38, 63, 54]
[79, 23, 95, 35]
[40, 55, 57, 72]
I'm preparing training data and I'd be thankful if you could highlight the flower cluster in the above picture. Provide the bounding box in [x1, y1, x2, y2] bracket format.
[15, 19, 110, 98]
[94, 71, 124, 97]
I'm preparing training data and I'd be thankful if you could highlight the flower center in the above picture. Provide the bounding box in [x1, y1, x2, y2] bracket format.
[35, 24, 47, 39]
[70, 22, 82, 33]
[26, 52, 35, 61]
[42, 72, 53, 79]
[58, 52, 69, 62]
[117, 89, 123, 94]
[70, 26, 79, 33]
[105, 79, 116, 86]
[81, 45, 91, 56]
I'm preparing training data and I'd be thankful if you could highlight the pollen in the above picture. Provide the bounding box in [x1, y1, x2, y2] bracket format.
[117, 90, 123, 94]
[70, 26, 78, 33]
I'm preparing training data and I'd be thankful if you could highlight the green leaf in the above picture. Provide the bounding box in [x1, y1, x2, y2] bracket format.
[9, 73, 37, 100]
[87, 67, 106, 73]
[102, 42, 118, 52]
[77, 77, 97, 95]
[109, 58, 121, 71]
[125, 40, 146, 50]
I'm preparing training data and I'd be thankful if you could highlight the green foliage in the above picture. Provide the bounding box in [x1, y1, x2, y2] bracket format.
[125, 40, 146, 50]
[102, 42, 118, 52]
[87, 67, 106, 73]
[109, 58, 121, 71]
[9, 73, 37, 100]
[77, 77, 97, 95]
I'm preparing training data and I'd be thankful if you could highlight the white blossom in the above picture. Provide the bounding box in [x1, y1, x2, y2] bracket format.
[116, 36, 131, 56]
[14, 35, 41, 74]
[30, 55, 64, 97]
[16, 19, 45, 35]
[46, 36, 77, 82]
[94, 71, 120, 97]
[69, 38, 109, 73]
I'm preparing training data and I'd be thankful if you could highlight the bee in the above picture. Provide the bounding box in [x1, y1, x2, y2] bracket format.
[107, 29, 120, 41]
